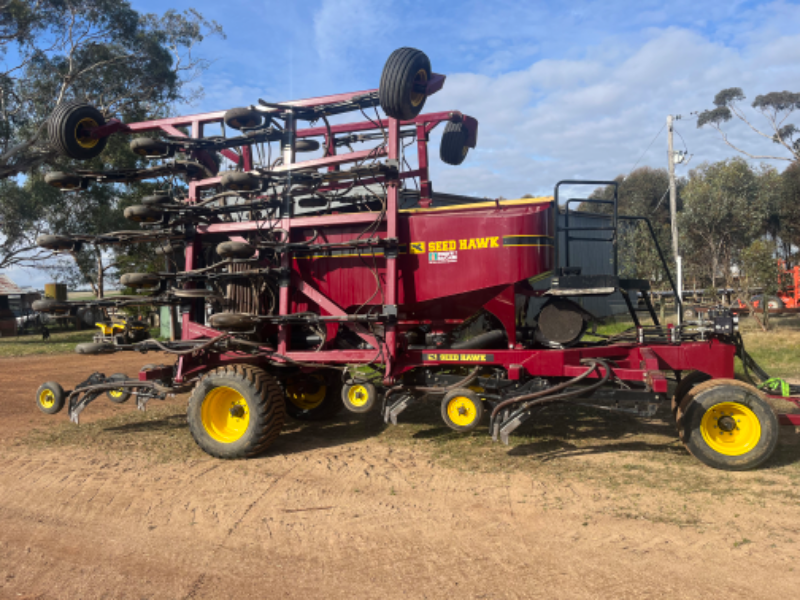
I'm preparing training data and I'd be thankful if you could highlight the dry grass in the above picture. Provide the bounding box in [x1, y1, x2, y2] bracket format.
[0, 329, 96, 358]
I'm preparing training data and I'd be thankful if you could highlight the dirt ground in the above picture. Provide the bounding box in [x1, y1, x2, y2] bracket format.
[1, 353, 800, 599]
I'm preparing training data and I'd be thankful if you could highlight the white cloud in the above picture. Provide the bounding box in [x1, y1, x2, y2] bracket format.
[425, 21, 800, 199]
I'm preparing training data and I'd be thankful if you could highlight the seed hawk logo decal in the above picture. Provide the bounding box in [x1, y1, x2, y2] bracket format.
[410, 242, 425, 254]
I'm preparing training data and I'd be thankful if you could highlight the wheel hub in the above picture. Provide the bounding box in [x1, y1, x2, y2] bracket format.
[718, 415, 737, 432]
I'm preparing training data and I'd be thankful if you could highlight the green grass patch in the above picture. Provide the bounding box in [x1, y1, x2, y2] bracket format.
[0, 329, 97, 357]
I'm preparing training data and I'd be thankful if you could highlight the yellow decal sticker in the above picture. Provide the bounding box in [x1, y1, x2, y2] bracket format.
[423, 237, 500, 253]
[423, 353, 494, 362]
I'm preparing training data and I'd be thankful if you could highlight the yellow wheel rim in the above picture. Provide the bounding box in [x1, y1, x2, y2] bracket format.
[347, 385, 370, 408]
[109, 389, 124, 399]
[39, 389, 55, 409]
[200, 386, 250, 444]
[410, 69, 428, 107]
[286, 375, 326, 410]
[75, 117, 100, 149]
[447, 395, 478, 427]
[700, 402, 761, 456]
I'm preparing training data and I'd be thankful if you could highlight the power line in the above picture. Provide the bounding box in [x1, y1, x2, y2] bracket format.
[628, 122, 666, 176]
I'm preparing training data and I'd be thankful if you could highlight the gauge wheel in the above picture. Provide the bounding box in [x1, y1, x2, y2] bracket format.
[130, 137, 173, 158]
[208, 312, 258, 331]
[440, 121, 470, 166]
[44, 171, 85, 191]
[124, 204, 164, 224]
[216, 241, 256, 259]
[36, 381, 66, 415]
[220, 171, 261, 192]
[379, 47, 431, 120]
[32, 299, 71, 314]
[670, 370, 711, 420]
[36, 234, 76, 251]
[224, 107, 265, 130]
[120, 272, 162, 289]
[283, 372, 343, 420]
[441, 388, 484, 432]
[187, 364, 285, 459]
[106, 373, 132, 403]
[676, 379, 779, 470]
[295, 139, 321, 153]
[48, 102, 108, 160]
[342, 381, 378, 414]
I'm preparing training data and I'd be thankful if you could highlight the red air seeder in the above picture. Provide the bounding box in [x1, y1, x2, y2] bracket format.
[33, 48, 800, 470]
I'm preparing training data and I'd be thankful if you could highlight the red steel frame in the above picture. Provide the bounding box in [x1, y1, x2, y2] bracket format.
[103, 84, 800, 426]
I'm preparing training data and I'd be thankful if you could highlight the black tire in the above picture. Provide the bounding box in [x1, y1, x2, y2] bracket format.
[36, 381, 66, 415]
[120, 272, 161, 289]
[208, 312, 258, 331]
[44, 171, 85, 191]
[124, 204, 164, 224]
[220, 171, 261, 192]
[670, 370, 711, 419]
[677, 379, 778, 470]
[283, 372, 343, 420]
[32, 299, 71, 314]
[36, 234, 76, 251]
[224, 107, 264, 130]
[295, 139, 320, 153]
[341, 381, 378, 414]
[187, 364, 285, 459]
[48, 102, 108, 160]
[106, 373, 131, 403]
[75, 342, 116, 355]
[751, 295, 785, 311]
[142, 193, 173, 206]
[441, 388, 484, 432]
[130, 137, 173, 158]
[379, 47, 431, 120]
[440, 121, 470, 166]
[217, 241, 256, 259]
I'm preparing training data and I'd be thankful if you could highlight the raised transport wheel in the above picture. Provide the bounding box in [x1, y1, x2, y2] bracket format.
[440, 121, 470, 166]
[44, 171, 85, 191]
[670, 370, 711, 419]
[342, 381, 378, 414]
[677, 379, 778, 471]
[130, 137, 172, 158]
[120, 272, 161, 289]
[220, 171, 261, 192]
[124, 204, 164, 224]
[216, 241, 256, 259]
[48, 102, 108, 160]
[379, 47, 431, 120]
[284, 372, 343, 421]
[441, 388, 484, 433]
[36, 234, 76, 251]
[36, 381, 65, 415]
[106, 373, 131, 403]
[223, 107, 264, 130]
[171, 288, 219, 299]
[187, 364, 285, 459]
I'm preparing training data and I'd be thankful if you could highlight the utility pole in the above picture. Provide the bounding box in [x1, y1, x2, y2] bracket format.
[667, 115, 683, 323]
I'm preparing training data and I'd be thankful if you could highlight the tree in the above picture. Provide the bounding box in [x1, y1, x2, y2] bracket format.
[679, 158, 767, 292]
[740, 239, 780, 331]
[697, 88, 800, 162]
[0, 0, 222, 179]
[0, 1, 222, 287]
[584, 167, 679, 284]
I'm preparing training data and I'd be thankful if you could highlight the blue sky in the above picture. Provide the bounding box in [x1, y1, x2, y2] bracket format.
[8, 0, 800, 288]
